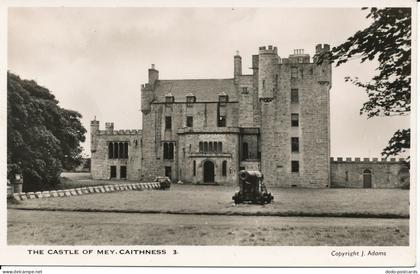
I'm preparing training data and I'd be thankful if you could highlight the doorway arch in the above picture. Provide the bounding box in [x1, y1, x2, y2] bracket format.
[363, 169, 372, 188]
[203, 160, 215, 183]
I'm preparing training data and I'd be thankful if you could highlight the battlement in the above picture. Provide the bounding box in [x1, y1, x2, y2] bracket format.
[315, 43, 331, 53]
[98, 129, 142, 136]
[259, 45, 278, 55]
[330, 157, 407, 163]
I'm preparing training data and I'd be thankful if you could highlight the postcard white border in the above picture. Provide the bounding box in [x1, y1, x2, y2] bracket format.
[0, 0, 417, 267]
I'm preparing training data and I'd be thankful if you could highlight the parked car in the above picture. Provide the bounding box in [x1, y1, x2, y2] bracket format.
[154, 176, 171, 190]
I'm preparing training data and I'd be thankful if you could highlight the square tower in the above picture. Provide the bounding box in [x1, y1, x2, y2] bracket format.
[257, 44, 332, 187]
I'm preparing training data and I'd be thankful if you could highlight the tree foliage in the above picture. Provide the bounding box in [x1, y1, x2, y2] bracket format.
[319, 7, 411, 158]
[7, 72, 86, 191]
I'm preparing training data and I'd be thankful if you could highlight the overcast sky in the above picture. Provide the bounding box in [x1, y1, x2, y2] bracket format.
[8, 7, 410, 158]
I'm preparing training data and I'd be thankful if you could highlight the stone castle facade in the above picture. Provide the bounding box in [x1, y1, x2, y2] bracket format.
[90, 44, 409, 188]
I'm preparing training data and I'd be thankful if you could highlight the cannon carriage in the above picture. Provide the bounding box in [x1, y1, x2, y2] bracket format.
[232, 170, 273, 204]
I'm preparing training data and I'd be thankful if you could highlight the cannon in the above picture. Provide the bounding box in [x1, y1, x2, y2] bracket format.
[232, 170, 273, 204]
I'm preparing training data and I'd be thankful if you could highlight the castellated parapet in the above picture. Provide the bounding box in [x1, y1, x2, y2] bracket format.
[330, 157, 409, 189]
[330, 157, 407, 163]
[89, 44, 409, 189]
[90, 119, 142, 180]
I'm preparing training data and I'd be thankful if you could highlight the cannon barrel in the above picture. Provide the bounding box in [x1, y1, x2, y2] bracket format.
[238, 170, 264, 183]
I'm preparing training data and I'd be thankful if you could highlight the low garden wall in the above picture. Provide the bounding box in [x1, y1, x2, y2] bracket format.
[11, 182, 162, 201]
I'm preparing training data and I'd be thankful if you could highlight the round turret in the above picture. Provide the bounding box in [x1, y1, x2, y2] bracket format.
[258, 45, 279, 100]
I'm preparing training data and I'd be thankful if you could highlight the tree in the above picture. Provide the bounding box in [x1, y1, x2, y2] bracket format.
[318, 7, 411, 159]
[7, 72, 86, 191]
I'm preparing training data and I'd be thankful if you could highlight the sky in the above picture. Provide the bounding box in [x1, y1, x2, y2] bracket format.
[7, 7, 410, 158]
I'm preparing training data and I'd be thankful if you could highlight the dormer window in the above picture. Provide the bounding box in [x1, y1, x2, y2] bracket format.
[218, 93, 228, 106]
[165, 92, 174, 104]
[186, 93, 196, 107]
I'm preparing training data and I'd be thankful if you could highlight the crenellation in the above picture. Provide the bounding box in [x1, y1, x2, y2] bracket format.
[90, 44, 409, 189]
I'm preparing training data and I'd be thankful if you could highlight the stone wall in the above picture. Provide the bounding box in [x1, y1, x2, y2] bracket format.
[258, 45, 331, 188]
[91, 121, 142, 180]
[178, 130, 239, 184]
[142, 97, 240, 183]
[330, 157, 410, 188]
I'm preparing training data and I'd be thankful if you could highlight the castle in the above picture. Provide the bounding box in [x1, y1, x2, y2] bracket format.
[90, 44, 409, 188]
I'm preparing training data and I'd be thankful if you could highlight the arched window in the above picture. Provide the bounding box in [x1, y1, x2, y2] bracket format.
[218, 142, 222, 153]
[209, 142, 213, 152]
[193, 160, 196, 176]
[108, 143, 113, 159]
[213, 142, 218, 153]
[204, 142, 208, 153]
[222, 161, 227, 176]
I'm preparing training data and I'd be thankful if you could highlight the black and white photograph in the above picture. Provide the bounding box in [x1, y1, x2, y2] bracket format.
[1, 0, 416, 269]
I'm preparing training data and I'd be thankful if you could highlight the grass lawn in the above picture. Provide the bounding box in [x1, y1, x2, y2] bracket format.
[10, 184, 410, 217]
[8, 210, 409, 246]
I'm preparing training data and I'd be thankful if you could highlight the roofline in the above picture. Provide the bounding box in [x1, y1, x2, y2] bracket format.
[157, 78, 234, 81]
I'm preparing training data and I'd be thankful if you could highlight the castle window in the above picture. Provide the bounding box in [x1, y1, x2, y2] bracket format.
[291, 89, 299, 103]
[165, 95, 174, 103]
[119, 142, 124, 158]
[345, 171, 349, 182]
[275, 74, 278, 89]
[242, 87, 248, 94]
[108, 142, 129, 159]
[163, 142, 174, 160]
[291, 67, 298, 79]
[291, 113, 299, 127]
[218, 142, 223, 153]
[193, 160, 196, 176]
[199, 142, 203, 152]
[110, 166, 117, 178]
[113, 143, 119, 159]
[204, 142, 208, 153]
[213, 142, 218, 153]
[108, 143, 113, 159]
[242, 142, 249, 160]
[186, 95, 196, 107]
[186, 116, 193, 127]
[120, 166, 127, 179]
[291, 137, 299, 153]
[222, 161, 227, 177]
[165, 116, 172, 130]
[262, 80, 265, 89]
[218, 115, 226, 127]
[291, 161, 299, 173]
[209, 142, 213, 152]
[124, 142, 129, 158]
[219, 94, 228, 106]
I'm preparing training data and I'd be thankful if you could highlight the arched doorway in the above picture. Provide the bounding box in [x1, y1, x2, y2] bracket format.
[203, 160, 215, 183]
[363, 169, 372, 188]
